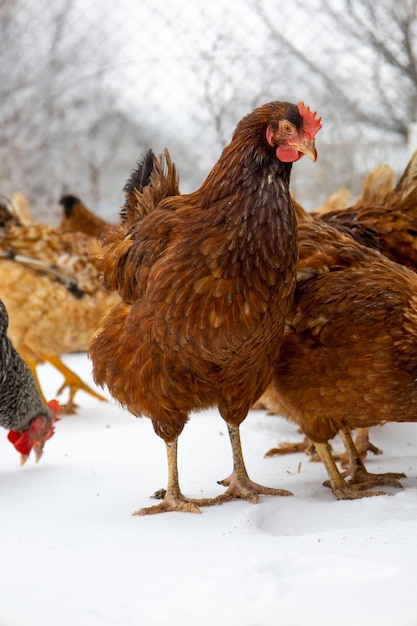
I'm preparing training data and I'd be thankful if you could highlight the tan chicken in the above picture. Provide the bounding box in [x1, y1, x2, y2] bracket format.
[0, 216, 119, 412]
[351, 163, 396, 206]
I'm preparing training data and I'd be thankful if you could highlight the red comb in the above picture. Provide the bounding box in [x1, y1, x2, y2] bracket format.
[47, 399, 62, 420]
[297, 102, 322, 139]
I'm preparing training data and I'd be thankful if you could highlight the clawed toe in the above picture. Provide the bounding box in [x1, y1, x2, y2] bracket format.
[330, 482, 389, 500]
[347, 471, 406, 490]
[217, 473, 293, 502]
[264, 436, 317, 459]
[133, 492, 203, 515]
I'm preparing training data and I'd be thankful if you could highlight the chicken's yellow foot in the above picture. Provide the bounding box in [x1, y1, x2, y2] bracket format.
[44, 355, 107, 413]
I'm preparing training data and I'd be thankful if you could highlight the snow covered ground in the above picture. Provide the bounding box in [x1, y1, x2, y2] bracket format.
[1, 352, 417, 626]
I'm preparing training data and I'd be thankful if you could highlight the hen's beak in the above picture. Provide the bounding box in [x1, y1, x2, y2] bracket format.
[20, 442, 44, 465]
[297, 138, 317, 162]
[33, 442, 44, 463]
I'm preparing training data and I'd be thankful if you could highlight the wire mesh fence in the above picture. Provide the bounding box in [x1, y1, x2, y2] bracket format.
[0, 0, 413, 222]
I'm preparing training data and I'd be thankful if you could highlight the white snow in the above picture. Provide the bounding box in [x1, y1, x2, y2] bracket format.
[1, 352, 417, 626]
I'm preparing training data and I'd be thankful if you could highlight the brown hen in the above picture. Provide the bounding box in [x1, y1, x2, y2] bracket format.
[89, 100, 321, 515]
[262, 154, 417, 462]
[313, 152, 417, 459]
[262, 212, 417, 499]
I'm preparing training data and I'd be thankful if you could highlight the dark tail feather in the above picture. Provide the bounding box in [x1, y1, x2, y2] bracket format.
[120, 148, 179, 225]
[121, 150, 157, 223]
[123, 150, 155, 203]
[59, 194, 80, 218]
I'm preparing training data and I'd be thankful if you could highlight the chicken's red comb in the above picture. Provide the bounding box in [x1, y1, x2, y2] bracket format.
[297, 102, 322, 140]
[47, 399, 62, 420]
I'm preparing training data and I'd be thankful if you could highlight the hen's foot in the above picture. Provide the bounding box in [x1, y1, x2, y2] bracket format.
[57, 378, 107, 414]
[265, 437, 316, 457]
[343, 469, 406, 491]
[134, 488, 240, 515]
[42, 355, 107, 413]
[313, 440, 389, 500]
[215, 472, 293, 504]
[264, 436, 319, 461]
[133, 491, 205, 515]
[323, 479, 389, 500]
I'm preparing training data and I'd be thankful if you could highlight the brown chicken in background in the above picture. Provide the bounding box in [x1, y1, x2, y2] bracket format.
[0, 210, 119, 412]
[313, 152, 417, 459]
[260, 207, 417, 499]
[260, 154, 417, 462]
[59, 194, 113, 238]
[89, 100, 322, 515]
[0, 298, 59, 464]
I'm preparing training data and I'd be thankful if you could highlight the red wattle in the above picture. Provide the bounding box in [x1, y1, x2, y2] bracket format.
[276, 145, 303, 162]
[7, 430, 32, 455]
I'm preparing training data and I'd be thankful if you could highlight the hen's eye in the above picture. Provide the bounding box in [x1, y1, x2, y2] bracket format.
[282, 123, 293, 134]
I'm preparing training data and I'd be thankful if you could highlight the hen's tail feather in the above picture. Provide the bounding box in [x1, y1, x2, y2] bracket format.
[121, 148, 180, 224]
[353, 164, 395, 207]
[395, 150, 417, 206]
[89, 148, 180, 296]
[121, 149, 156, 222]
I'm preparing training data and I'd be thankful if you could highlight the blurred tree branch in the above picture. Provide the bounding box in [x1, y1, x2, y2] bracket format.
[249, 0, 417, 138]
[1, 0, 416, 218]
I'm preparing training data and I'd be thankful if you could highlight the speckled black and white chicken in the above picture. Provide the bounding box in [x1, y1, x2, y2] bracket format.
[0, 298, 59, 464]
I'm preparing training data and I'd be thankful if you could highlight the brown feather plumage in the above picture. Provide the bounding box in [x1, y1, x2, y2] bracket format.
[261, 155, 417, 468]
[260, 212, 417, 495]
